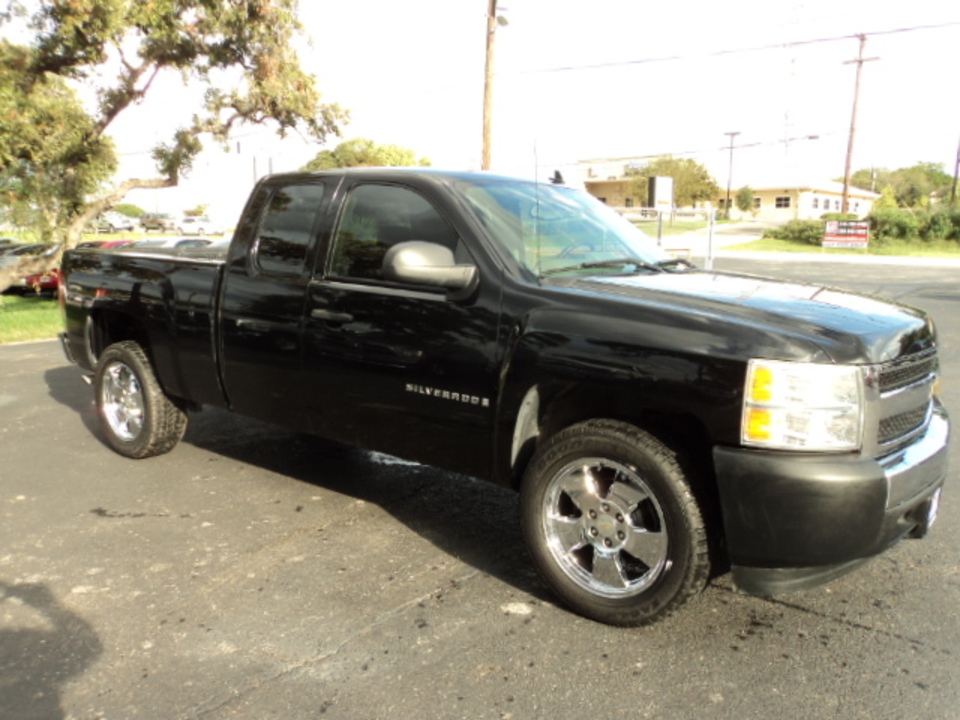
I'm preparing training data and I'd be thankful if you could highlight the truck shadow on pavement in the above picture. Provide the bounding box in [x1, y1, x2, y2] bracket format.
[0, 580, 102, 720]
[39, 365, 545, 601]
[181, 406, 550, 603]
[43, 366, 101, 439]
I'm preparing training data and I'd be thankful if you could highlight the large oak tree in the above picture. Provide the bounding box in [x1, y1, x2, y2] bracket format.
[0, 0, 346, 290]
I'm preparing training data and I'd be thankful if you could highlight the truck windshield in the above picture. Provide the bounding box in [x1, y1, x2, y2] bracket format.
[454, 179, 672, 278]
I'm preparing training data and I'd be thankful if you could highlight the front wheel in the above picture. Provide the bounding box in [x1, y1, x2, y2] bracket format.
[94, 341, 188, 458]
[520, 419, 710, 626]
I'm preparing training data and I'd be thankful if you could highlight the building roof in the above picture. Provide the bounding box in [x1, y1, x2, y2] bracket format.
[748, 179, 880, 198]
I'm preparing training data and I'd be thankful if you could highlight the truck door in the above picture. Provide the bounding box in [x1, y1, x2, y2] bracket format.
[301, 181, 502, 479]
[219, 180, 329, 429]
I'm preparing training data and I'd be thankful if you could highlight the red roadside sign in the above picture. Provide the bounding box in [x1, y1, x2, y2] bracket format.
[823, 220, 870, 249]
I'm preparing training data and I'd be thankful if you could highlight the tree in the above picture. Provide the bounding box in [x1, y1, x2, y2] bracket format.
[735, 186, 755, 217]
[113, 204, 143, 219]
[302, 138, 430, 171]
[628, 156, 721, 208]
[847, 163, 953, 208]
[0, 41, 116, 243]
[872, 185, 898, 212]
[0, 0, 347, 291]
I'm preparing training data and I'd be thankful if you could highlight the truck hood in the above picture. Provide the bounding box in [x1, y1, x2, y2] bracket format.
[551, 269, 935, 364]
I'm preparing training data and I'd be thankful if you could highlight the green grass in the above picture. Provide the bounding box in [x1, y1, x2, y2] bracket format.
[0, 293, 62, 344]
[633, 219, 733, 238]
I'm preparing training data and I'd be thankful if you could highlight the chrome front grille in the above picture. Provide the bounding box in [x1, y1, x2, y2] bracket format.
[878, 349, 937, 393]
[873, 349, 938, 454]
[878, 405, 930, 446]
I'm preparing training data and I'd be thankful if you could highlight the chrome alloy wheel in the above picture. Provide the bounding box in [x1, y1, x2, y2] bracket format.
[542, 458, 669, 598]
[100, 361, 145, 442]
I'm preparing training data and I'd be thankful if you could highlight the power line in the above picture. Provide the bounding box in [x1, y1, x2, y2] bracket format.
[502, 20, 960, 76]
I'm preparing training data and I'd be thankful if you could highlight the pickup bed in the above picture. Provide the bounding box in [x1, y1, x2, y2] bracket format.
[60, 168, 950, 625]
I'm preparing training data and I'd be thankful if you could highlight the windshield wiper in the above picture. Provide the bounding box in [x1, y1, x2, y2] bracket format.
[655, 257, 697, 271]
[540, 258, 664, 278]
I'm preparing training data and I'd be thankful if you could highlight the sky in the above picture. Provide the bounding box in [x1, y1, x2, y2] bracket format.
[28, 0, 960, 219]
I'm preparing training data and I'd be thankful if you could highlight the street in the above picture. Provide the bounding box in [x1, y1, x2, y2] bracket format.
[1, 256, 958, 720]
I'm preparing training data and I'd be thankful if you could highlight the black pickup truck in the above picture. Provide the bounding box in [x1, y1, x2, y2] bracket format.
[60, 168, 949, 626]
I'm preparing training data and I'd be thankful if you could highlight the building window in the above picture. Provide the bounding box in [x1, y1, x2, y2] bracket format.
[625, 197, 634, 208]
[835, 200, 841, 211]
[775, 196, 791, 209]
[812, 198, 819, 209]
[754, 197, 761, 209]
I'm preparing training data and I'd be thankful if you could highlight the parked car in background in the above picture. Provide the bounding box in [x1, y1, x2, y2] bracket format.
[176, 216, 224, 235]
[76, 239, 136, 250]
[91, 212, 137, 233]
[140, 212, 176, 232]
[124, 236, 214, 251]
[0, 243, 60, 293]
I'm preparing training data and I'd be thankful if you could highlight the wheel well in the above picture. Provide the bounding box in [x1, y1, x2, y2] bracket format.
[88, 308, 151, 367]
[512, 387, 729, 575]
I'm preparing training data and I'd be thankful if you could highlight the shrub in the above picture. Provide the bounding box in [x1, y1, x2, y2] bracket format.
[918, 210, 953, 242]
[821, 212, 859, 221]
[763, 219, 825, 246]
[868, 208, 919, 241]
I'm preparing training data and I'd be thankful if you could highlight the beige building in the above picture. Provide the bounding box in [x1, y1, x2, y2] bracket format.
[722, 181, 880, 221]
[571, 158, 879, 221]
[575, 157, 647, 208]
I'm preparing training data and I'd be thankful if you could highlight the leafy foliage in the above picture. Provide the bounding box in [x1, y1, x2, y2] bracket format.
[628, 156, 720, 207]
[302, 138, 431, 171]
[763, 220, 825, 246]
[848, 163, 953, 208]
[734, 186, 754, 215]
[0, 0, 347, 290]
[867, 208, 960, 243]
[113, 203, 142, 218]
[0, 41, 116, 241]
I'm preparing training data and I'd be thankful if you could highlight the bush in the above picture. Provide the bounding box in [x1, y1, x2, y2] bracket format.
[868, 208, 919, 241]
[763, 219, 825, 246]
[918, 210, 953, 241]
[821, 212, 859, 221]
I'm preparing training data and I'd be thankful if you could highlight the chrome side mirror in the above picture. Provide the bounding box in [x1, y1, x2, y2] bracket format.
[382, 241, 477, 290]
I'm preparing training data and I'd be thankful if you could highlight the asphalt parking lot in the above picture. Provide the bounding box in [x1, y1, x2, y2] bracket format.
[2, 255, 958, 720]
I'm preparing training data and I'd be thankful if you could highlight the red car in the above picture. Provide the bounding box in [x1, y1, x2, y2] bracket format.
[1, 243, 60, 293]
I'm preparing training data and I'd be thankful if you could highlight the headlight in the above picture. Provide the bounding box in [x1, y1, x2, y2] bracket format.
[742, 359, 863, 451]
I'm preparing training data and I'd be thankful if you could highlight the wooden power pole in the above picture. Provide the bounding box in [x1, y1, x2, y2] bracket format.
[841, 35, 878, 213]
[481, 0, 498, 171]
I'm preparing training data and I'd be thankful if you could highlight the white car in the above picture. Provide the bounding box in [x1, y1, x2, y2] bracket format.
[93, 212, 137, 233]
[176, 216, 224, 236]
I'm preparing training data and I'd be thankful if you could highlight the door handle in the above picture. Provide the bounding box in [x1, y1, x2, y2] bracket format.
[310, 308, 354, 323]
[235, 319, 273, 332]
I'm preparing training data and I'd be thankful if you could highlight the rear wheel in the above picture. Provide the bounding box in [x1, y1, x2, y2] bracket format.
[520, 419, 710, 626]
[95, 341, 187, 458]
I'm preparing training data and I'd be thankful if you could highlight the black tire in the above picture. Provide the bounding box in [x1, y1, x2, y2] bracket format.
[94, 341, 188, 458]
[520, 419, 710, 626]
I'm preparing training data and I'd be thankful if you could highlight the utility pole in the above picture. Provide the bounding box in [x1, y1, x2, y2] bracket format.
[841, 35, 879, 214]
[481, 0, 498, 170]
[724, 131, 740, 219]
[951, 135, 960, 205]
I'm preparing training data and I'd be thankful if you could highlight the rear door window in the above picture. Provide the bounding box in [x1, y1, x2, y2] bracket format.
[253, 183, 326, 276]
